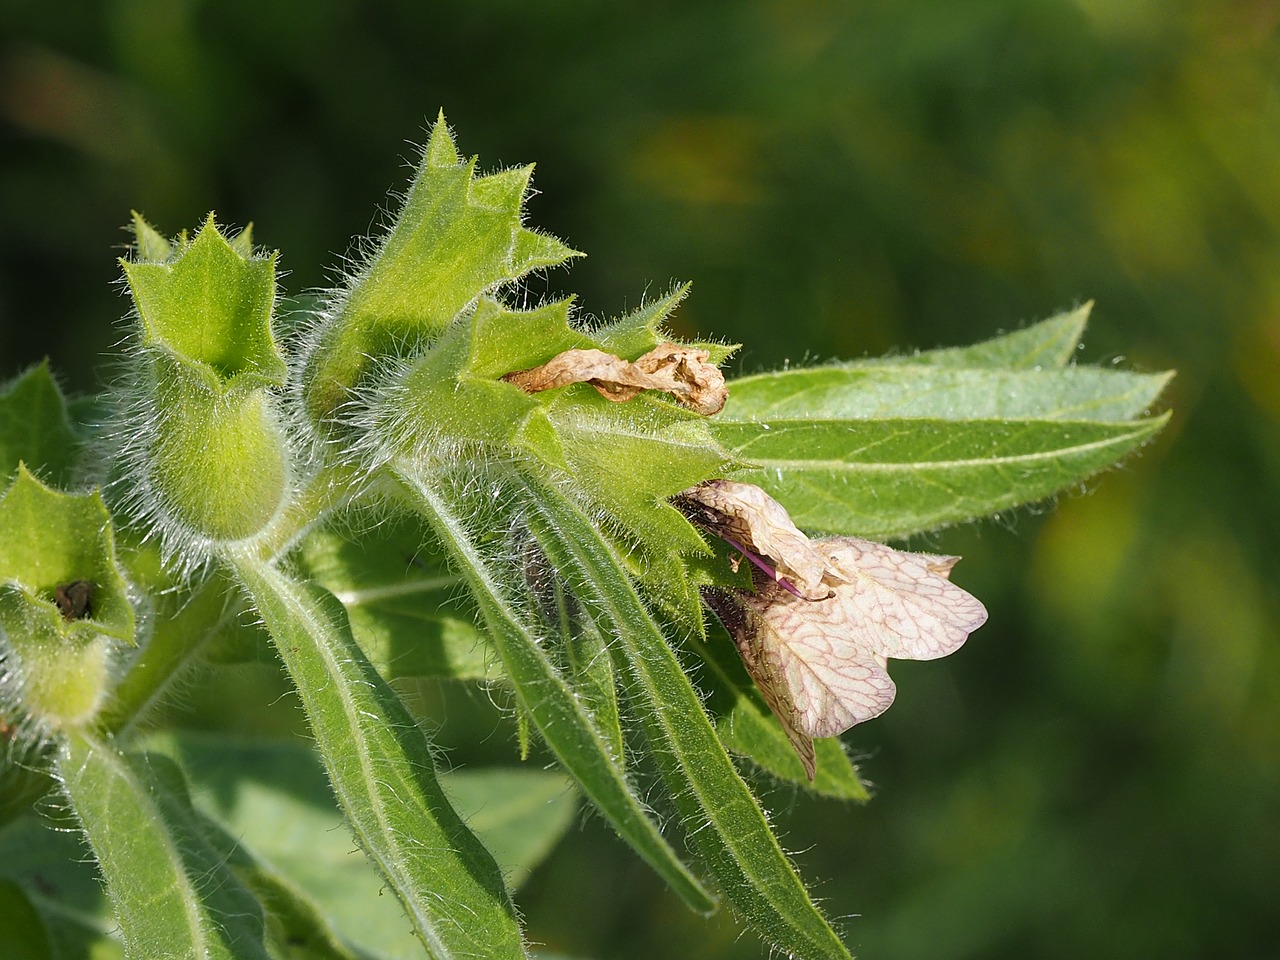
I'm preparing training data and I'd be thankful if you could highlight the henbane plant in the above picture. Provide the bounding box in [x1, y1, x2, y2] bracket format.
[0, 114, 1172, 960]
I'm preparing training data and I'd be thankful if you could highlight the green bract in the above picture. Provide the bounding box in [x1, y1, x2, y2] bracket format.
[0, 116, 1172, 960]
[302, 112, 580, 425]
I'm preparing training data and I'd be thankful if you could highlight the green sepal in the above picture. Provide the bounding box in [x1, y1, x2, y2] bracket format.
[303, 113, 582, 422]
[0, 363, 80, 489]
[0, 467, 132, 729]
[466, 297, 591, 379]
[119, 215, 291, 544]
[541, 391, 737, 603]
[0, 465, 132, 643]
[388, 295, 739, 606]
[123, 215, 284, 386]
[591, 284, 739, 365]
[145, 355, 291, 542]
[129, 210, 175, 262]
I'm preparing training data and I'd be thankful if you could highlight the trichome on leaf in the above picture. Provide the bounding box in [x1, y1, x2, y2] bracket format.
[0, 114, 1173, 960]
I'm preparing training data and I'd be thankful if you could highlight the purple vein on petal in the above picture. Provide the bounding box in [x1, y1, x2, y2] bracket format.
[721, 534, 807, 600]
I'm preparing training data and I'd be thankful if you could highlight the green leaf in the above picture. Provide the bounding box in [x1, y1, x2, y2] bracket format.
[518, 470, 853, 960]
[97, 550, 252, 735]
[152, 734, 578, 958]
[56, 731, 272, 960]
[0, 362, 80, 488]
[303, 114, 582, 422]
[721, 363, 1172, 423]
[0, 824, 115, 958]
[294, 518, 496, 681]
[441, 768, 579, 892]
[230, 554, 528, 960]
[715, 415, 1171, 538]
[861, 303, 1092, 369]
[0, 812, 120, 959]
[0, 877, 54, 960]
[392, 466, 716, 915]
[518, 535, 626, 764]
[153, 731, 413, 960]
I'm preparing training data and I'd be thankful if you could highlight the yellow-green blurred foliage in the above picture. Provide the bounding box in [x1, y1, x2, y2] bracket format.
[2, 2, 1276, 957]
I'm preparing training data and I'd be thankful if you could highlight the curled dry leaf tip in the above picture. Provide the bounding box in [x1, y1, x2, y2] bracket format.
[502, 343, 727, 415]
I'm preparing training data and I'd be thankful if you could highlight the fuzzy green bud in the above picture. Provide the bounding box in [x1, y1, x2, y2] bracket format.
[120, 215, 291, 551]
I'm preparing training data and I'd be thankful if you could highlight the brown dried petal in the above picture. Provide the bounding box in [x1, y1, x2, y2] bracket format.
[678, 479, 830, 600]
[502, 343, 727, 415]
[703, 530, 987, 781]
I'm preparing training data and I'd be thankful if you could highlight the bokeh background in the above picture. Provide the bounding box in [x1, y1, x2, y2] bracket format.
[3, 2, 1278, 958]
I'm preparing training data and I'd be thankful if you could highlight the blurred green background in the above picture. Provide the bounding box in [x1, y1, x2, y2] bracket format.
[2, 2, 1277, 958]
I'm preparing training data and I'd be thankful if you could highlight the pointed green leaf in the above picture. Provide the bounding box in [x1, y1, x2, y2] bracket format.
[293, 518, 496, 681]
[152, 732, 420, 960]
[0, 363, 80, 488]
[304, 116, 581, 421]
[863, 303, 1092, 369]
[716, 414, 1170, 538]
[519, 470, 853, 960]
[393, 465, 715, 915]
[56, 732, 272, 960]
[230, 554, 527, 960]
[722, 363, 1172, 424]
[519, 535, 625, 763]
[152, 734, 576, 957]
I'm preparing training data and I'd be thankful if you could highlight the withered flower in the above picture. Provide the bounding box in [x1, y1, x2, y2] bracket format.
[502, 343, 728, 415]
[679, 480, 987, 780]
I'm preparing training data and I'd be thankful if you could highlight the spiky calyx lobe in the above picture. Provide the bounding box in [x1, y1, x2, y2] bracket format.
[0, 467, 134, 730]
[376, 287, 740, 622]
[301, 112, 582, 425]
[121, 215, 291, 545]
